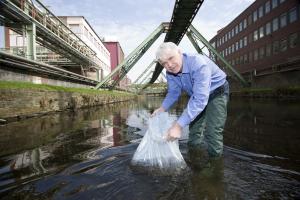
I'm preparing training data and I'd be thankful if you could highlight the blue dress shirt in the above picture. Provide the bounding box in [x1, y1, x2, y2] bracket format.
[161, 53, 227, 127]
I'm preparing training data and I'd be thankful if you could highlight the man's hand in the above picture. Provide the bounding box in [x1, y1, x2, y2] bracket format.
[151, 107, 165, 117]
[165, 122, 182, 142]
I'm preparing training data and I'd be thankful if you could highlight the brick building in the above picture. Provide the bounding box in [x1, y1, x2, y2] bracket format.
[104, 41, 131, 88]
[209, 0, 300, 80]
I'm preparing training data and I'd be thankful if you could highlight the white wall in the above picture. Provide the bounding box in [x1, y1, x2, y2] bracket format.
[65, 17, 111, 76]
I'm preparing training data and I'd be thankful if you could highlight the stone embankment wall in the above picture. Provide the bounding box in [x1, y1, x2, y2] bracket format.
[0, 89, 136, 123]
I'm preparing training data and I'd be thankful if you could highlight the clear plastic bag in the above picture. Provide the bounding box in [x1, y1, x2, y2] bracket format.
[131, 112, 187, 175]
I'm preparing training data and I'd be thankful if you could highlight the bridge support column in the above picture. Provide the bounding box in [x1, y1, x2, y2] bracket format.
[25, 23, 37, 60]
[96, 69, 101, 81]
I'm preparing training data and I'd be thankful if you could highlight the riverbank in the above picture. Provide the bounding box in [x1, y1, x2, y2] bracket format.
[0, 81, 136, 123]
[1, 81, 300, 124]
[230, 86, 300, 99]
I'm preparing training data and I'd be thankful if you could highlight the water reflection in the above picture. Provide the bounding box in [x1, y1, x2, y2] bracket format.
[225, 98, 300, 173]
[0, 96, 299, 199]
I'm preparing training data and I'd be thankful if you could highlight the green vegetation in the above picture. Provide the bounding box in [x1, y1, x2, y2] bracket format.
[0, 80, 134, 96]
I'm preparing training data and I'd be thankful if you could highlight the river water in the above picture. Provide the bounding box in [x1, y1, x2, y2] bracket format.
[0, 96, 299, 199]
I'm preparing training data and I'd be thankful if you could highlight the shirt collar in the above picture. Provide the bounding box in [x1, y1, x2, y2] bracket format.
[181, 53, 189, 74]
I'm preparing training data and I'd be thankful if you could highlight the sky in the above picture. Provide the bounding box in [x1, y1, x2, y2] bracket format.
[41, 0, 255, 82]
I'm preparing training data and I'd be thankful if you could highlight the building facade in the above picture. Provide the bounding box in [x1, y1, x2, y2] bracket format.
[104, 41, 131, 88]
[4, 16, 111, 81]
[58, 16, 111, 80]
[210, 0, 300, 80]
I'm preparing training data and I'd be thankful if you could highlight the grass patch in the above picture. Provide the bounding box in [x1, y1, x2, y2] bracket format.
[0, 80, 134, 96]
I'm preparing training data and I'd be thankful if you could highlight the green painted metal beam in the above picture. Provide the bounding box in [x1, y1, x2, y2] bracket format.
[24, 1, 36, 60]
[25, 23, 37, 60]
[95, 23, 169, 90]
[140, 70, 154, 85]
[188, 24, 249, 87]
[133, 60, 156, 84]
[186, 30, 202, 54]
[187, 30, 216, 61]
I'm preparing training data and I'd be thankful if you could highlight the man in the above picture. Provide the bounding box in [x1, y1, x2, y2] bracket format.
[152, 42, 229, 157]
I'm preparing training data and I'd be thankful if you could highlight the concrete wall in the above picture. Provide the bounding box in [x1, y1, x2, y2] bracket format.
[0, 87, 135, 122]
[0, 68, 92, 88]
[229, 70, 300, 91]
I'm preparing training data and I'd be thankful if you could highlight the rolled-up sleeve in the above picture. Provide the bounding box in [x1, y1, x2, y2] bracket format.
[177, 63, 211, 127]
[162, 75, 181, 111]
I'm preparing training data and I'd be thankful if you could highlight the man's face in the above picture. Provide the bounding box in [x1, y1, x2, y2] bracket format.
[158, 49, 182, 74]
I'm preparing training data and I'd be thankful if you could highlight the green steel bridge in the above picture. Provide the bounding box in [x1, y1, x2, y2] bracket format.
[0, 0, 248, 91]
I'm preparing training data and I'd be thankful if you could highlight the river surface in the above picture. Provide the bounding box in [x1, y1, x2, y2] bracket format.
[0, 96, 299, 199]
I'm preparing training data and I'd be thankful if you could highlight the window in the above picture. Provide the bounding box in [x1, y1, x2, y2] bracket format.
[259, 46, 265, 59]
[272, 18, 279, 32]
[259, 26, 264, 39]
[244, 36, 248, 47]
[265, 1, 271, 14]
[254, 30, 258, 41]
[236, 41, 239, 51]
[273, 40, 280, 54]
[225, 48, 228, 56]
[289, 33, 298, 48]
[253, 10, 258, 22]
[272, 0, 278, 9]
[239, 39, 243, 49]
[258, 6, 264, 18]
[235, 25, 239, 35]
[228, 31, 231, 40]
[280, 13, 287, 28]
[266, 44, 272, 57]
[239, 22, 243, 32]
[244, 54, 248, 64]
[16, 36, 23, 46]
[248, 14, 253, 26]
[225, 34, 228, 42]
[249, 33, 253, 43]
[232, 44, 235, 53]
[289, 7, 297, 23]
[231, 29, 235, 37]
[280, 39, 287, 52]
[266, 22, 271, 35]
[243, 19, 247, 29]
[240, 55, 244, 64]
[249, 51, 253, 63]
[229, 46, 232, 54]
[254, 49, 259, 61]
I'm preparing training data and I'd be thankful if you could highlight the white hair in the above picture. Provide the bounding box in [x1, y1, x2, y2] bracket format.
[155, 42, 181, 61]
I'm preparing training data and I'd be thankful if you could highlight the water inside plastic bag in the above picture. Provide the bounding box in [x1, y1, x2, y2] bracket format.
[131, 112, 187, 175]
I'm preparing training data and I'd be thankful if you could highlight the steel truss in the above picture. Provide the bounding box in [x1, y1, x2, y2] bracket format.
[94, 23, 169, 89]
[187, 24, 249, 87]
[0, 0, 99, 69]
[97, 22, 247, 90]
